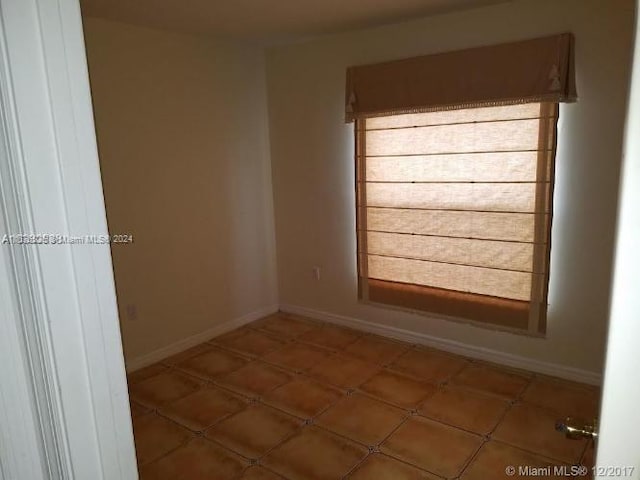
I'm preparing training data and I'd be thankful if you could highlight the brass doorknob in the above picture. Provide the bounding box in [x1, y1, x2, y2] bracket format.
[555, 417, 598, 440]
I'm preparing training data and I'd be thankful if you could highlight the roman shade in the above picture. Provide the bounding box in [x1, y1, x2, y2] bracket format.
[346, 33, 576, 122]
[351, 35, 576, 334]
[356, 103, 558, 333]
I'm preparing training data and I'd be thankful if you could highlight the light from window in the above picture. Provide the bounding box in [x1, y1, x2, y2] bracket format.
[356, 102, 558, 334]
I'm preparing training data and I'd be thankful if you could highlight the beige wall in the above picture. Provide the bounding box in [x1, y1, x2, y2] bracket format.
[83, 18, 278, 362]
[266, 0, 635, 375]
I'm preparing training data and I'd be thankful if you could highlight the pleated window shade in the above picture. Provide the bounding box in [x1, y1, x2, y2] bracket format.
[356, 102, 559, 333]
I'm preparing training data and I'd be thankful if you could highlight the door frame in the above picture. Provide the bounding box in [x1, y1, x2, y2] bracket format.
[0, 0, 638, 479]
[595, 4, 640, 478]
[0, 0, 137, 478]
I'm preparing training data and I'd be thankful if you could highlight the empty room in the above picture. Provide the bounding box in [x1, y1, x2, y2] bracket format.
[3, 0, 636, 479]
[81, 0, 634, 478]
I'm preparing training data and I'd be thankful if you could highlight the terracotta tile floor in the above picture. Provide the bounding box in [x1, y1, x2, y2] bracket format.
[128, 312, 600, 480]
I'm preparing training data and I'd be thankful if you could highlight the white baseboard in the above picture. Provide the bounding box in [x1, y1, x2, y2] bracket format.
[126, 304, 279, 372]
[280, 304, 602, 386]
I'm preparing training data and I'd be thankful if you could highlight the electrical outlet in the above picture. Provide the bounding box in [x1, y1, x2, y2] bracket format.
[126, 304, 138, 321]
[313, 266, 321, 281]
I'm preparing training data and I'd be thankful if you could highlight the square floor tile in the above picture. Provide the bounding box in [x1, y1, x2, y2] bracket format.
[132, 313, 599, 480]
[359, 370, 436, 409]
[216, 361, 293, 398]
[492, 404, 586, 463]
[263, 377, 343, 419]
[461, 441, 561, 480]
[252, 313, 319, 338]
[390, 349, 469, 384]
[420, 386, 510, 434]
[240, 466, 288, 480]
[263, 426, 368, 480]
[128, 363, 168, 385]
[317, 393, 406, 446]
[130, 371, 204, 408]
[163, 343, 214, 366]
[348, 453, 440, 480]
[130, 401, 151, 418]
[451, 364, 530, 399]
[309, 354, 379, 389]
[299, 324, 362, 350]
[263, 342, 332, 373]
[214, 329, 288, 357]
[132, 413, 191, 465]
[521, 377, 600, 419]
[382, 416, 483, 478]
[138, 437, 245, 480]
[177, 348, 248, 380]
[206, 404, 301, 459]
[158, 386, 247, 432]
[344, 335, 410, 365]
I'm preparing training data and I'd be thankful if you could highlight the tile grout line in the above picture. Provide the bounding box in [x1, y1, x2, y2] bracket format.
[454, 368, 535, 478]
[354, 386, 434, 414]
[486, 438, 584, 467]
[132, 316, 406, 473]
[197, 333, 363, 477]
[128, 314, 598, 477]
[380, 400, 486, 480]
[156, 391, 253, 436]
[340, 413, 412, 479]
[479, 370, 589, 465]
[206, 417, 306, 471]
[133, 412, 195, 469]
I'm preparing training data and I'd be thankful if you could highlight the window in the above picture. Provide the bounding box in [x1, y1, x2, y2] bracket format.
[356, 102, 558, 333]
[346, 33, 576, 333]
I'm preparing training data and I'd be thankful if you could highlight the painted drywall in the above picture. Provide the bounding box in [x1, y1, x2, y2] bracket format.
[597, 0, 639, 468]
[266, 0, 635, 376]
[83, 18, 278, 362]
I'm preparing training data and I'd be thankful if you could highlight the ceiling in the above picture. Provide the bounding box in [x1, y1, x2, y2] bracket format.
[80, 0, 511, 45]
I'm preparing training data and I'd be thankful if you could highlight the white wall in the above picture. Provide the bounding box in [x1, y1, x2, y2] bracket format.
[597, 1, 640, 472]
[83, 18, 278, 363]
[266, 0, 635, 378]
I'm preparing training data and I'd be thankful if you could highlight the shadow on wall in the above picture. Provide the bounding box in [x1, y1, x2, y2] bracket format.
[83, 17, 278, 362]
